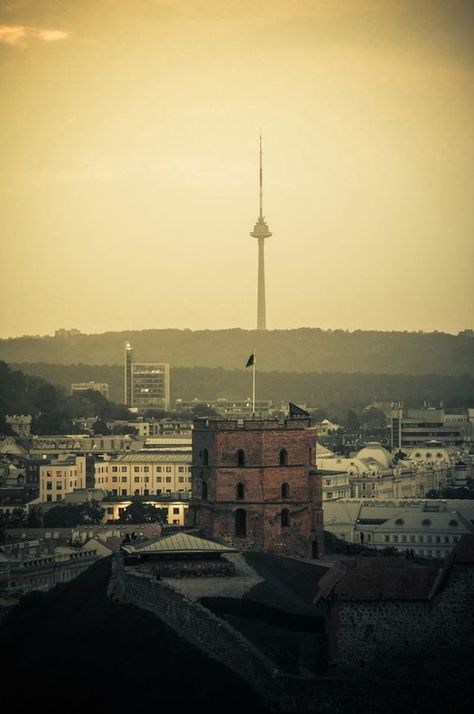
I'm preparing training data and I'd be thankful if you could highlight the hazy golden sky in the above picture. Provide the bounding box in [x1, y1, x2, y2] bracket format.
[1, 0, 473, 337]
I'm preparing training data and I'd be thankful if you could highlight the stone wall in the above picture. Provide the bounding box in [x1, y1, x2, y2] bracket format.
[108, 554, 321, 712]
[331, 563, 474, 668]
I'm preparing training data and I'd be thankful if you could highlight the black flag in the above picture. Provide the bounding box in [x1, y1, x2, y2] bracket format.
[289, 402, 310, 418]
[245, 352, 255, 368]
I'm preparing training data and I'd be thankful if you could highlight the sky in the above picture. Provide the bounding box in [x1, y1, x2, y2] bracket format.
[1, 0, 473, 337]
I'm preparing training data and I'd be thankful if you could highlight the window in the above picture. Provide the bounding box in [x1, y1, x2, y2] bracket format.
[178, 477, 184, 483]
[144, 467, 149, 473]
[134, 477, 140, 483]
[134, 466, 140, 472]
[156, 466, 162, 472]
[156, 477, 162, 482]
[46, 482, 52, 490]
[281, 482, 290, 498]
[122, 467, 127, 472]
[395, 518, 404, 526]
[281, 508, 290, 528]
[279, 449, 288, 466]
[166, 467, 171, 473]
[112, 466, 118, 473]
[112, 477, 118, 483]
[134, 489, 139, 495]
[178, 467, 184, 472]
[421, 519, 431, 526]
[237, 449, 245, 467]
[235, 508, 246, 537]
[47, 495, 52, 502]
[236, 482, 245, 499]
[121, 489, 127, 495]
[385, 535, 390, 543]
[122, 477, 127, 483]
[449, 520, 458, 527]
[166, 477, 172, 483]
[173, 507, 180, 515]
[202, 449, 209, 466]
[201, 481, 208, 500]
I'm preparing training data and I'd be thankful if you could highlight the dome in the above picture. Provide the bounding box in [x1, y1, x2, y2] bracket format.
[356, 442, 392, 469]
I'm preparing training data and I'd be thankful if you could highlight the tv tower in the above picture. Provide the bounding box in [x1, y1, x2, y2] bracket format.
[250, 134, 272, 331]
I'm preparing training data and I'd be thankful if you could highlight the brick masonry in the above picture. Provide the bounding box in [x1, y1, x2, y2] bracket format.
[186, 418, 323, 558]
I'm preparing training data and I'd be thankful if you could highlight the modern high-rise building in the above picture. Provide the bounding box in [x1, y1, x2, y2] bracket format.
[250, 135, 272, 331]
[124, 342, 170, 412]
[390, 407, 471, 450]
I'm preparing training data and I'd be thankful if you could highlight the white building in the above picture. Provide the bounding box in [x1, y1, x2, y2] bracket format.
[39, 456, 87, 503]
[323, 498, 474, 559]
[94, 451, 192, 497]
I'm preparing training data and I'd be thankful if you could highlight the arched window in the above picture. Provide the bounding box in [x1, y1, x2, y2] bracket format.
[202, 448, 209, 466]
[281, 508, 290, 528]
[279, 448, 288, 466]
[281, 482, 290, 499]
[237, 449, 245, 467]
[235, 508, 246, 537]
[201, 481, 208, 500]
[134, 489, 140, 496]
[236, 482, 245, 500]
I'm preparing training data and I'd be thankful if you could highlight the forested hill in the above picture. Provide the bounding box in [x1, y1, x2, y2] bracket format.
[1, 329, 473, 374]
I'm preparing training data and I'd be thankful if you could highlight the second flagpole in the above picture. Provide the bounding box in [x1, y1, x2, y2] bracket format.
[252, 349, 256, 417]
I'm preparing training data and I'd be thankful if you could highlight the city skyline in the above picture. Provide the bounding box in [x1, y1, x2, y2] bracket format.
[1, 0, 473, 338]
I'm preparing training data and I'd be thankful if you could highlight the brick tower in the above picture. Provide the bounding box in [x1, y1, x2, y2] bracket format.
[187, 417, 323, 558]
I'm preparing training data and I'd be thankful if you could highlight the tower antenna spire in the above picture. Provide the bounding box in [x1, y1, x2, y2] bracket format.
[259, 132, 263, 218]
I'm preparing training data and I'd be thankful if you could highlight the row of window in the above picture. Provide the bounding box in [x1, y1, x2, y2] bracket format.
[201, 448, 293, 467]
[383, 534, 459, 544]
[109, 488, 190, 496]
[96, 465, 185, 474]
[201, 482, 291, 500]
[95, 476, 191, 484]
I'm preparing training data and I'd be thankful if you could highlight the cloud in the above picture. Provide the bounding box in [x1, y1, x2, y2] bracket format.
[0, 25, 68, 46]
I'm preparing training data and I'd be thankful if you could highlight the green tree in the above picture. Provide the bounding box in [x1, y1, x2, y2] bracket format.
[91, 419, 110, 435]
[26, 505, 44, 528]
[118, 500, 167, 525]
[7, 508, 27, 528]
[80, 501, 105, 524]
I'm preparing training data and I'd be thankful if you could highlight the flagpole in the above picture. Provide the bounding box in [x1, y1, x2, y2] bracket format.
[252, 349, 256, 417]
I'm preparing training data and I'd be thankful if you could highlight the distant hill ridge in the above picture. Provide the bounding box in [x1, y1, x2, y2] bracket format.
[1, 328, 472, 375]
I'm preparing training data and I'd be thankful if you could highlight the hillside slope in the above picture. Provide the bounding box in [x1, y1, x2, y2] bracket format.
[1, 328, 473, 374]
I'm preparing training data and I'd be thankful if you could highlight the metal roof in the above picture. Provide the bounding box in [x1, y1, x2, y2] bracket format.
[114, 452, 191, 463]
[122, 533, 236, 555]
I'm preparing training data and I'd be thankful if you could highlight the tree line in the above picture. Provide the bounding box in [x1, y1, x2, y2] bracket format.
[9, 361, 474, 411]
[1, 326, 473, 374]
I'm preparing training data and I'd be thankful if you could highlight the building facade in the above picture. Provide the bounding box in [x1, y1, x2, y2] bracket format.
[124, 342, 170, 411]
[391, 407, 472, 450]
[71, 382, 109, 399]
[94, 452, 192, 496]
[187, 417, 324, 558]
[39, 456, 86, 502]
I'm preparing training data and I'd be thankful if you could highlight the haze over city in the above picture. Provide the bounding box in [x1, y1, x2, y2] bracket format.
[1, 0, 473, 338]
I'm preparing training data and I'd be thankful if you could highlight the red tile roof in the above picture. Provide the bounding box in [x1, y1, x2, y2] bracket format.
[318, 558, 439, 602]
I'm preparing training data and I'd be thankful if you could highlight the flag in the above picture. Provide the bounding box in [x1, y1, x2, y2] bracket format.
[289, 402, 310, 418]
[245, 352, 255, 368]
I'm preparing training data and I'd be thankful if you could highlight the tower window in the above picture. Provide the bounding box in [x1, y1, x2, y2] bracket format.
[235, 508, 246, 537]
[281, 482, 290, 499]
[237, 449, 245, 467]
[202, 449, 209, 466]
[279, 449, 288, 466]
[236, 482, 245, 500]
[201, 481, 208, 500]
[281, 508, 290, 528]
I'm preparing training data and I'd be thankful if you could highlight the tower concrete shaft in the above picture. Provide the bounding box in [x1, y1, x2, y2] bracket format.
[250, 135, 272, 331]
[257, 237, 266, 330]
